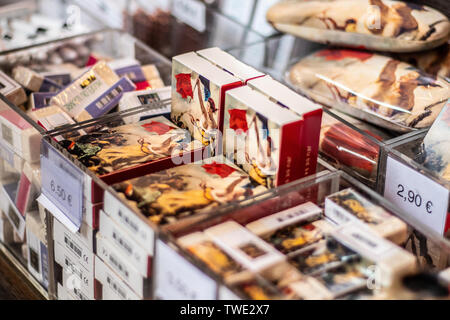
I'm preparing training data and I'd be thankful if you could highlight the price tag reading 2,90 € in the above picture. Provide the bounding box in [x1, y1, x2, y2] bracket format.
[41, 139, 83, 230]
[384, 156, 449, 235]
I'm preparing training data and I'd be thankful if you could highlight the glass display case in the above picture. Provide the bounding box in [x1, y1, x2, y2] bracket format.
[153, 170, 450, 300]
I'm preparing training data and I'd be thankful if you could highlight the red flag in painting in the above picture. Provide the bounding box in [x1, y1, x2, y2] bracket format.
[202, 162, 236, 178]
[228, 109, 248, 133]
[141, 121, 174, 135]
[316, 49, 373, 62]
[175, 73, 193, 99]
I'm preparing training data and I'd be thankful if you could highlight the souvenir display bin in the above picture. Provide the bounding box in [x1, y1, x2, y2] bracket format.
[153, 170, 450, 300]
[43, 103, 333, 300]
[0, 28, 172, 300]
[378, 130, 450, 269]
[228, 34, 443, 189]
[123, 0, 265, 58]
[0, 0, 103, 54]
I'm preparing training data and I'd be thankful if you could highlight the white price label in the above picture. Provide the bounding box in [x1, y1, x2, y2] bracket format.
[172, 0, 206, 33]
[41, 140, 83, 230]
[384, 156, 449, 235]
[154, 240, 217, 300]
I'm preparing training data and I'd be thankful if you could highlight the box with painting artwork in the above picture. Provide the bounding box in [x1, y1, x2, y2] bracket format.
[171, 51, 243, 151]
[223, 85, 305, 188]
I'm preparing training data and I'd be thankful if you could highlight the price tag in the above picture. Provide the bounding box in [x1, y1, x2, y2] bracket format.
[384, 156, 449, 235]
[41, 140, 83, 231]
[172, 0, 206, 33]
[154, 240, 217, 300]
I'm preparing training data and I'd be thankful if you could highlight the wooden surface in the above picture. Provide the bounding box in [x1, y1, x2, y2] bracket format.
[0, 250, 44, 300]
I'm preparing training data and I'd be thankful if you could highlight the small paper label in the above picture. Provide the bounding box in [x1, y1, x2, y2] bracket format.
[154, 240, 217, 300]
[384, 156, 449, 235]
[172, 0, 206, 33]
[41, 140, 83, 230]
[247, 202, 322, 235]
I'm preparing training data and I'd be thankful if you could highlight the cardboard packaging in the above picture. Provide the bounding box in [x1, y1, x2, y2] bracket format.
[325, 188, 408, 245]
[204, 221, 286, 273]
[29, 105, 82, 142]
[12, 66, 62, 93]
[54, 241, 94, 300]
[15, 162, 40, 216]
[50, 61, 135, 122]
[0, 71, 27, 107]
[118, 86, 171, 124]
[224, 85, 304, 188]
[248, 76, 323, 178]
[197, 47, 265, 83]
[0, 108, 41, 163]
[171, 51, 242, 147]
[28, 92, 56, 110]
[246, 202, 331, 255]
[94, 255, 141, 300]
[60, 116, 204, 204]
[112, 156, 267, 227]
[99, 210, 151, 279]
[96, 231, 149, 298]
[53, 217, 94, 271]
[26, 227, 49, 289]
[108, 58, 162, 85]
[0, 181, 26, 239]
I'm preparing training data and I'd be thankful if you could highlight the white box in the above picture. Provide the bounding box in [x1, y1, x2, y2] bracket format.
[54, 242, 94, 299]
[26, 228, 49, 288]
[62, 270, 91, 301]
[0, 212, 14, 243]
[53, 215, 94, 252]
[95, 255, 141, 300]
[103, 191, 154, 254]
[96, 232, 147, 297]
[53, 217, 94, 272]
[99, 210, 151, 277]
[0, 181, 26, 239]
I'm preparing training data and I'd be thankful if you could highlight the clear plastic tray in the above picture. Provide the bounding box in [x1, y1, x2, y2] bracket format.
[156, 170, 450, 300]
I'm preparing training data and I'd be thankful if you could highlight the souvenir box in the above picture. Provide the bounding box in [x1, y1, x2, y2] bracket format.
[171, 51, 242, 148]
[151, 170, 450, 300]
[223, 85, 305, 188]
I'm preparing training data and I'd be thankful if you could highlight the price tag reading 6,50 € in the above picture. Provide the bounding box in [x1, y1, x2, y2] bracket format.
[41, 139, 83, 230]
[384, 156, 449, 236]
